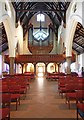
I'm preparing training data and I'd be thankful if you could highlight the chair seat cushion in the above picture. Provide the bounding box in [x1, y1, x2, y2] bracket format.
[77, 103, 84, 112]
[11, 94, 20, 99]
[66, 93, 76, 98]
[60, 87, 66, 91]
[0, 108, 10, 119]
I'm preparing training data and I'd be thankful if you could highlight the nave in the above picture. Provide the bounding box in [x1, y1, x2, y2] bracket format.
[10, 76, 76, 119]
[0, 1, 84, 119]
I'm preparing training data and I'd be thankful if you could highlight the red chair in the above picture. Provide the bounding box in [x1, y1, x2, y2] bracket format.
[65, 90, 84, 109]
[77, 103, 84, 120]
[0, 84, 9, 93]
[0, 93, 11, 120]
[0, 108, 10, 120]
[8, 85, 21, 110]
[10, 94, 20, 110]
[59, 83, 75, 98]
[17, 79, 28, 97]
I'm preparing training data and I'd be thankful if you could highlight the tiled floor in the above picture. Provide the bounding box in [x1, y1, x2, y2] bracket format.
[10, 76, 77, 119]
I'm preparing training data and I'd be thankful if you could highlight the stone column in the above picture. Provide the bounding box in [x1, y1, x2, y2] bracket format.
[54, 63, 57, 72]
[14, 62, 16, 74]
[21, 63, 24, 74]
[33, 63, 36, 75]
[25, 63, 28, 73]
[45, 63, 48, 75]
[29, 26, 33, 45]
[9, 57, 15, 75]
[66, 56, 72, 74]
[75, 54, 79, 72]
[57, 63, 60, 72]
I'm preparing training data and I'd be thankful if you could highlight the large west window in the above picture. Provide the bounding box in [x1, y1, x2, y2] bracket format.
[33, 29, 49, 41]
[33, 13, 49, 41]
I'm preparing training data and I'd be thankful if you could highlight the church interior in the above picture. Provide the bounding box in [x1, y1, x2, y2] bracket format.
[0, 1, 84, 120]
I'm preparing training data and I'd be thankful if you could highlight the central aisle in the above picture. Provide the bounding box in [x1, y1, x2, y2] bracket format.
[11, 76, 76, 119]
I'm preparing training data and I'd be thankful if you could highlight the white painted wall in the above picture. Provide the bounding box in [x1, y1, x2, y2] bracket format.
[0, 54, 9, 77]
[60, 53, 84, 75]
[16, 64, 22, 74]
[78, 53, 84, 71]
[29, 13, 52, 28]
[0, 1, 17, 57]
[16, 22, 23, 55]
[65, 1, 84, 57]
[26, 63, 34, 72]
[57, 22, 65, 54]
[57, 25, 62, 54]
[47, 63, 55, 73]
[82, 53, 84, 67]
[0, 50, 9, 76]
[50, 33, 57, 54]
[23, 32, 31, 54]
[60, 63, 66, 73]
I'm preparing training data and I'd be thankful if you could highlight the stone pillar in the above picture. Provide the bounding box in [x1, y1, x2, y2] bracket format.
[66, 56, 72, 74]
[14, 62, 16, 74]
[25, 63, 28, 73]
[57, 63, 60, 72]
[54, 63, 57, 72]
[29, 26, 33, 45]
[33, 63, 36, 75]
[21, 63, 24, 74]
[75, 54, 79, 72]
[9, 57, 15, 75]
[45, 63, 48, 74]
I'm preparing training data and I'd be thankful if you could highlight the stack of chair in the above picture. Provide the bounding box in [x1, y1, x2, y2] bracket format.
[0, 93, 11, 120]
[77, 103, 84, 120]
[65, 77, 84, 109]
[1, 75, 29, 110]
[58, 76, 84, 109]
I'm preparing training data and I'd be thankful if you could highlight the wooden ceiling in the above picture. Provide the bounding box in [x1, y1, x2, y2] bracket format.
[0, 2, 70, 53]
[12, 2, 70, 37]
[73, 22, 84, 55]
[0, 2, 84, 55]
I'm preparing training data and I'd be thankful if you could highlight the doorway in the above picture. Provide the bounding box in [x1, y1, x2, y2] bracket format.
[36, 63, 45, 77]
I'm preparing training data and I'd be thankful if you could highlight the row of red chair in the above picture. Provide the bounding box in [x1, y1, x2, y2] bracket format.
[58, 75, 84, 119]
[58, 76, 84, 95]
[46, 72, 65, 81]
[2, 78, 28, 95]
[1, 76, 30, 108]
[3, 73, 35, 81]
[46, 72, 78, 81]
[0, 93, 11, 120]
[0, 75, 31, 120]
[58, 76, 84, 108]
[77, 103, 84, 120]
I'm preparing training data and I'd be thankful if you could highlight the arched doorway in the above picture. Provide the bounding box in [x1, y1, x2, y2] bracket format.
[36, 63, 45, 77]
[26, 63, 34, 72]
[47, 63, 57, 73]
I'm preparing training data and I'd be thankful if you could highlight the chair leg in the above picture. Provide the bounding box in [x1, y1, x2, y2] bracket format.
[8, 112, 10, 120]
[19, 97, 20, 105]
[68, 100, 70, 109]
[16, 99, 18, 110]
[77, 108, 78, 120]
[65, 97, 68, 104]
